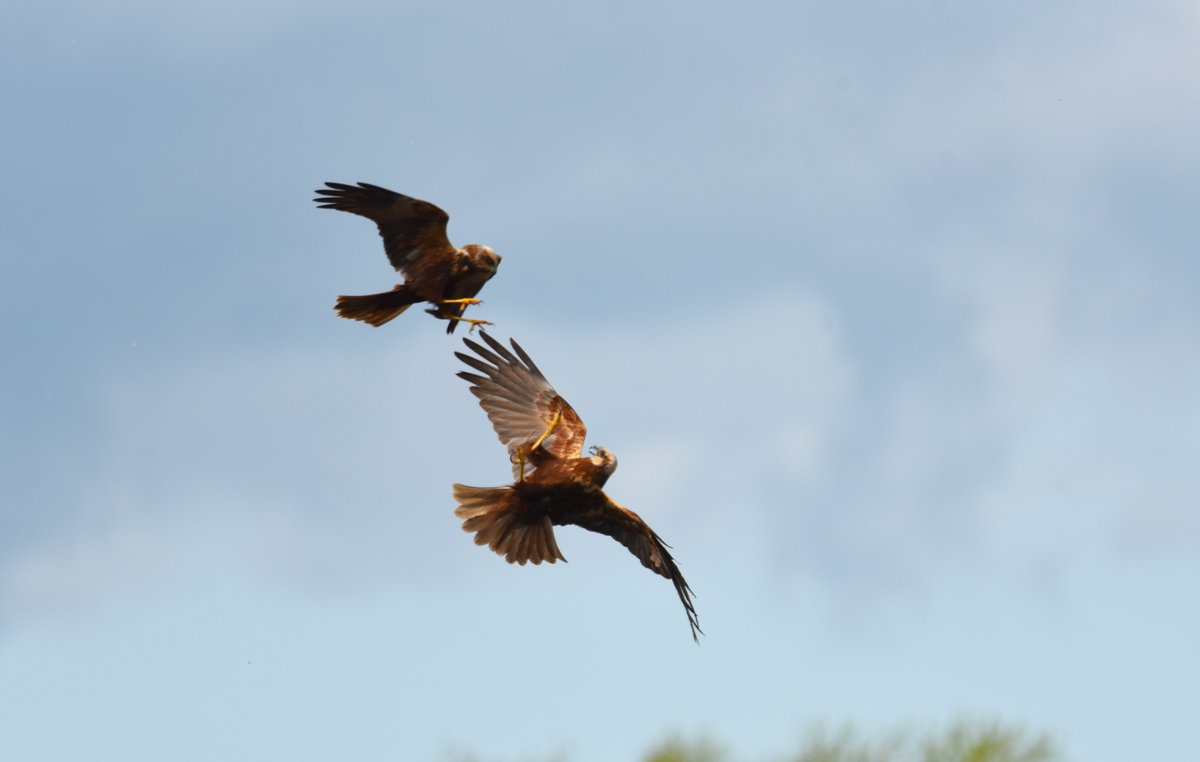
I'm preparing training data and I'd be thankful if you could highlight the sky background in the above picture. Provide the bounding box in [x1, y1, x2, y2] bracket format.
[2, 1, 1198, 760]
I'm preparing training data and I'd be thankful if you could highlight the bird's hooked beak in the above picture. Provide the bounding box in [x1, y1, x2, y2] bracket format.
[589, 446, 618, 475]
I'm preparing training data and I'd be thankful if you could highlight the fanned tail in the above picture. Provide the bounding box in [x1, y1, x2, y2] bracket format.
[334, 285, 419, 326]
[452, 484, 566, 565]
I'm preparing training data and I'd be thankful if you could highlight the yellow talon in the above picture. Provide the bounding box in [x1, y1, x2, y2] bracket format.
[511, 448, 527, 482]
[530, 411, 562, 452]
[509, 414, 560, 484]
[440, 298, 483, 306]
[445, 315, 494, 332]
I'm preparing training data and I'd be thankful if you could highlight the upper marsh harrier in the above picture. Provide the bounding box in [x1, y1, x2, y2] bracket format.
[453, 332, 701, 641]
[314, 182, 500, 332]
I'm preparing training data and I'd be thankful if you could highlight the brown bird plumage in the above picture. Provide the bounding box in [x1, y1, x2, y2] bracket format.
[453, 332, 701, 641]
[314, 182, 501, 333]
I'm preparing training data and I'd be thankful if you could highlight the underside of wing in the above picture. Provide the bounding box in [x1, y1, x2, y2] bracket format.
[314, 181, 458, 282]
[569, 496, 702, 642]
[456, 332, 588, 467]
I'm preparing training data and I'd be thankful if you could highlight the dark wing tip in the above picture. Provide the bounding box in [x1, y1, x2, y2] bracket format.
[508, 338, 540, 372]
[647, 529, 702, 642]
[476, 330, 503, 352]
[455, 369, 491, 386]
[475, 331, 526, 369]
[460, 335, 489, 359]
[674, 567, 702, 643]
[677, 575, 702, 643]
[313, 181, 350, 207]
[312, 181, 400, 206]
[460, 333, 511, 371]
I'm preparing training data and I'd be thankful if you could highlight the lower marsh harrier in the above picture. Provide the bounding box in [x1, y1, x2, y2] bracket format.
[453, 332, 701, 641]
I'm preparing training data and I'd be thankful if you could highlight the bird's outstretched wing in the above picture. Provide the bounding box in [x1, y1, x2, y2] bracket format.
[456, 332, 588, 465]
[570, 497, 701, 642]
[314, 182, 457, 283]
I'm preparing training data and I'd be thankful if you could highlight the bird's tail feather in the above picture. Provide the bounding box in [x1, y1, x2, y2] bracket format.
[334, 285, 419, 327]
[453, 484, 566, 565]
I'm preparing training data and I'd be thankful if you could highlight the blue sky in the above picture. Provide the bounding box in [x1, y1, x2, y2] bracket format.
[2, 1, 1198, 760]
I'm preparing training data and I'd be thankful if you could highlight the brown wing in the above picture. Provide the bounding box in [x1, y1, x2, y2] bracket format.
[568, 495, 701, 642]
[314, 182, 458, 286]
[455, 332, 588, 470]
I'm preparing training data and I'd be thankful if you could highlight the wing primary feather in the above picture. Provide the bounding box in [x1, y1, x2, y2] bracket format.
[484, 337, 524, 369]
[455, 353, 500, 375]
[508, 339, 547, 379]
[457, 352, 547, 399]
[456, 361, 532, 396]
[472, 375, 542, 402]
[455, 370, 489, 385]
[460, 337, 507, 370]
[477, 331, 512, 359]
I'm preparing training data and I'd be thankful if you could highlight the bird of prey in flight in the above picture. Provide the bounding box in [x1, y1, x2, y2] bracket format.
[314, 182, 500, 333]
[453, 332, 701, 641]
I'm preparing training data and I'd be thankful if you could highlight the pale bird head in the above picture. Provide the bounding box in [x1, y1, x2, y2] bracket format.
[464, 244, 502, 273]
[588, 445, 618, 476]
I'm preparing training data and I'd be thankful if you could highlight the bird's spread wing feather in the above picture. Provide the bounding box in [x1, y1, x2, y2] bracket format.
[314, 182, 457, 283]
[456, 332, 587, 464]
[570, 497, 702, 641]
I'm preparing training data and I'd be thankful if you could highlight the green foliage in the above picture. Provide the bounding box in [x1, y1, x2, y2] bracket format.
[444, 751, 568, 762]
[787, 725, 904, 762]
[920, 720, 1057, 762]
[451, 718, 1059, 762]
[643, 735, 727, 762]
[638, 719, 1058, 762]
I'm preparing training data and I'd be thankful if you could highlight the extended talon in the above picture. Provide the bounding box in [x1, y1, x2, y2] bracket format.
[439, 298, 483, 306]
[511, 448, 527, 482]
[530, 411, 562, 452]
[445, 315, 494, 333]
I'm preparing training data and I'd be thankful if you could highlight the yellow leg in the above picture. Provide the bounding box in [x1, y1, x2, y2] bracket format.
[439, 298, 483, 306]
[509, 414, 560, 483]
[510, 448, 527, 483]
[530, 411, 562, 451]
[444, 315, 494, 332]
